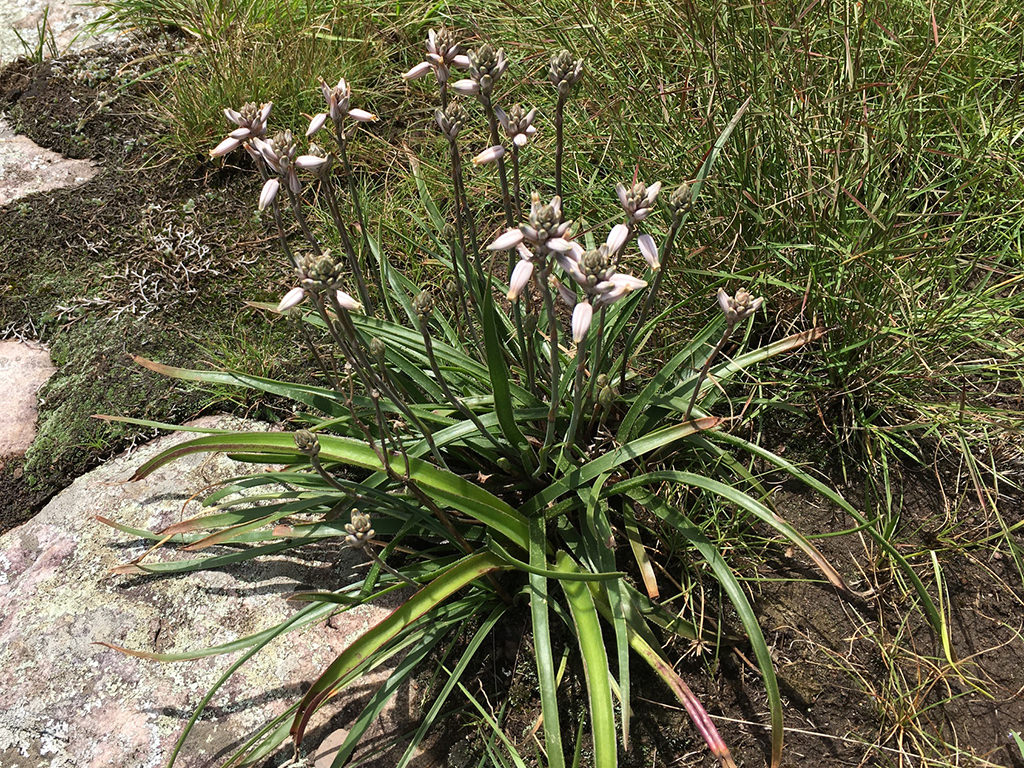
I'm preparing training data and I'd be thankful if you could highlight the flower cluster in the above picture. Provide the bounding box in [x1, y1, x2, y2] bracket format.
[277, 250, 363, 313]
[403, 28, 470, 85]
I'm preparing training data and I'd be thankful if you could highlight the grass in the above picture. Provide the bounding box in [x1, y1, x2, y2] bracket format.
[74, 0, 1024, 764]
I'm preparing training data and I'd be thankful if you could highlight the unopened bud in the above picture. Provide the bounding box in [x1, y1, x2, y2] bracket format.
[670, 183, 692, 214]
[294, 429, 320, 456]
[413, 290, 435, 317]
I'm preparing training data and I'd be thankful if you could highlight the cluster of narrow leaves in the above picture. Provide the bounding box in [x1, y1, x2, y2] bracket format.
[101, 27, 950, 768]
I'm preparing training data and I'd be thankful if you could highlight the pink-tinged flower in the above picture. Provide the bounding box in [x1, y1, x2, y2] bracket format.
[638, 234, 659, 271]
[335, 290, 363, 312]
[347, 109, 378, 123]
[605, 223, 630, 254]
[452, 78, 480, 96]
[306, 112, 328, 137]
[402, 61, 433, 80]
[212, 101, 272, 158]
[557, 226, 648, 309]
[572, 300, 593, 342]
[258, 178, 280, 211]
[472, 145, 505, 166]
[507, 258, 534, 301]
[405, 28, 471, 86]
[320, 77, 351, 121]
[277, 285, 306, 311]
[550, 275, 577, 308]
[718, 287, 763, 323]
[211, 136, 243, 157]
[487, 228, 525, 251]
[295, 153, 329, 171]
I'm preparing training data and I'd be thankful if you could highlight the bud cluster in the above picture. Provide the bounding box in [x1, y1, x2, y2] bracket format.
[496, 104, 538, 147]
[549, 50, 584, 97]
[616, 181, 662, 224]
[413, 290, 435, 317]
[670, 182, 692, 215]
[467, 44, 508, 96]
[344, 510, 375, 549]
[298, 250, 345, 292]
[435, 100, 469, 140]
[717, 287, 764, 324]
[293, 429, 321, 456]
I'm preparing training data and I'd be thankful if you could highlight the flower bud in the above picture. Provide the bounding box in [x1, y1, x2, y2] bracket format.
[413, 290, 435, 317]
[344, 509, 375, 549]
[717, 287, 764, 324]
[670, 182, 692, 214]
[549, 50, 585, 97]
[294, 429, 320, 456]
[369, 337, 386, 360]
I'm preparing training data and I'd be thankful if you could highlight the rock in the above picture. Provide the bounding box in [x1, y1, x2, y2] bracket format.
[0, 415, 405, 767]
[0, 116, 97, 206]
[0, 340, 55, 461]
[0, 0, 120, 65]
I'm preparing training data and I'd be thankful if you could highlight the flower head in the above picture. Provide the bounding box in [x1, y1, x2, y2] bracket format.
[211, 101, 272, 158]
[307, 78, 378, 138]
[496, 104, 538, 148]
[435, 100, 469, 139]
[404, 28, 470, 86]
[344, 510, 375, 549]
[616, 180, 662, 224]
[717, 287, 763, 324]
[548, 50, 584, 98]
[465, 43, 508, 96]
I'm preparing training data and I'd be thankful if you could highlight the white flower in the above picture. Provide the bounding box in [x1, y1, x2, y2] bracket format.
[472, 145, 505, 166]
[277, 286, 306, 311]
[572, 301, 594, 342]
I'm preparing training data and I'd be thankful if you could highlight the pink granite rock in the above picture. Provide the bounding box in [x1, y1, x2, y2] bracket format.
[0, 340, 56, 459]
[0, 416, 409, 767]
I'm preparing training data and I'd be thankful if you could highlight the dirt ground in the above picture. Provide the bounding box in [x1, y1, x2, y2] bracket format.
[1, 43, 1022, 768]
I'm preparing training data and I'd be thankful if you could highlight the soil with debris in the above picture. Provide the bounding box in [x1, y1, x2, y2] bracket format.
[1, 41, 1022, 768]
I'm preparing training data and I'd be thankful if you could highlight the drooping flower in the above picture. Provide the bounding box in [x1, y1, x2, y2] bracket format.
[637, 233, 659, 271]
[211, 101, 272, 159]
[472, 145, 506, 166]
[402, 28, 471, 86]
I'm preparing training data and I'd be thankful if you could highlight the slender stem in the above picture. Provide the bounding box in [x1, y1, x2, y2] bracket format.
[536, 267, 561, 474]
[586, 306, 608, 405]
[365, 545, 420, 589]
[446, 138, 483, 351]
[331, 300, 447, 467]
[558, 335, 589, 468]
[619, 215, 683, 390]
[480, 92, 515, 230]
[252, 153, 295, 267]
[323, 176, 372, 312]
[554, 95, 566, 200]
[511, 144, 522, 220]
[286, 186, 321, 254]
[419, 316, 507, 455]
[334, 119, 386, 306]
[684, 321, 736, 421]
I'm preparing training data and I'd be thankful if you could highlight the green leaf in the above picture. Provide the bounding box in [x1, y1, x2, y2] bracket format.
[528, 517, 566, 768]
[629, 489, 782, 768]
[556, 551, 617, 768]
[519, 417, 720, 517]
[129, 431, 530, 551]
[290, 551, 509, 747]
[482, 287, 533, 463]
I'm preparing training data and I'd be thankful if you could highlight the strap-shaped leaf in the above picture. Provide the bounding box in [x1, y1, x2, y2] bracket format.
[628, 489, 781, 768]
[129, 431, 530, 550]
[528, 517, 566, 768]
[290, 551, 508, 747]
[519, 417, 720, 517]
[556, 551, 617, 768]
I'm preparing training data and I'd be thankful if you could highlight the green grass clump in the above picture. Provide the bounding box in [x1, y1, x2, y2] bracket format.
[95, 0, 1024, 475]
